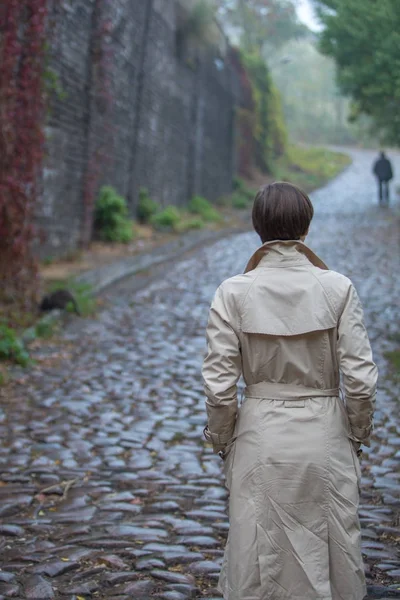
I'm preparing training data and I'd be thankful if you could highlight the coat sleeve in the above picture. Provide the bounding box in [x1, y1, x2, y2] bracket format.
[202, 285, 242, 453]
[337, 283, 378, 446]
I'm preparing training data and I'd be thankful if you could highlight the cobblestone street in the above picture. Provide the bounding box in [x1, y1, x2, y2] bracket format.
[0, 149, 399, 599]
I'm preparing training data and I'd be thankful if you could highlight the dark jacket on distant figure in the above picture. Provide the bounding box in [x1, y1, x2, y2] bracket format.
[373, 154, 393, 181]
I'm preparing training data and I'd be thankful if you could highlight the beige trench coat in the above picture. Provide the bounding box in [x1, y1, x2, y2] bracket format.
[202, 240, 377, 600]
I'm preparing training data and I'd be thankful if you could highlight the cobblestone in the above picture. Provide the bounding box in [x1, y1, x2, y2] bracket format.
[0, 149, 399, 598]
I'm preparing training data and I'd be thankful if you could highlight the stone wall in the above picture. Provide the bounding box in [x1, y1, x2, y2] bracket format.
[36, 0, 240, 257]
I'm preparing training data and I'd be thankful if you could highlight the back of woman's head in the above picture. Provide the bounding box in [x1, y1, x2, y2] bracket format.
[252, 182, 314, 243]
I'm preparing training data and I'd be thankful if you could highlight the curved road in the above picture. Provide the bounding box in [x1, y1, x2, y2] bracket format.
[0, 149, 399, 599]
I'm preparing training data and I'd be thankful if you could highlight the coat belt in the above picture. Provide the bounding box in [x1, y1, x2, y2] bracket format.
[244, 381, 340, 400]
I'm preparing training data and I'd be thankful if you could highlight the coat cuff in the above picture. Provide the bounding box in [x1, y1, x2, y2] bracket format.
[349, 425, 372, 447]
[203, 426, 232, 453]
[203, 426, 233, 445]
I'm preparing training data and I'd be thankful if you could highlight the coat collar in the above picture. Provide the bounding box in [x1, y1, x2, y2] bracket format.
[244, 240, 329, 273]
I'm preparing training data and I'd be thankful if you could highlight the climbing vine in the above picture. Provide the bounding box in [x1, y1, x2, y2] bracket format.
[0, 0, 48, 320]
[241, 50, 288, 173]
[229, 47, 288, 177]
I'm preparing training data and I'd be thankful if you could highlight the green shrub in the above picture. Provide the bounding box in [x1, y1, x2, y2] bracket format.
[0, 325, 30, 367]
[150, 206, 181, 230]
[189, 195, 221, 222]
[232, 177, 255, 202]
[215, 195, 231, 207]
[231, 192, 250, 209]
[101, 216, 133, 244]
[95, 186, 134, 243]
[273, 145, 352, 192]
[175, 216, 205, 233]
[137, 187, 160, 223]
[233, 176, 244, 191]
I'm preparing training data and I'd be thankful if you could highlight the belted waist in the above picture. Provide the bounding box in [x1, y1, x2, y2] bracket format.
[244, 382, 340, 400]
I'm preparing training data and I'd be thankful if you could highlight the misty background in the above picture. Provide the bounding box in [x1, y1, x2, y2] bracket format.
[216, 0, 372, 147]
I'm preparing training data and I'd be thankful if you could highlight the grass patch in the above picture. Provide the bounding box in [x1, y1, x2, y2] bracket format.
[46, 280, 97, 317]
[0, 324, 30, 367]
[274, 145, 352, 192]
[35, 319, 57, 339]
[175, 216, 205, 233]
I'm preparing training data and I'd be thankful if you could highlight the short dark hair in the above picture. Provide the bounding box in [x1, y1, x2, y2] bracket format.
[252, 181, 314, 243]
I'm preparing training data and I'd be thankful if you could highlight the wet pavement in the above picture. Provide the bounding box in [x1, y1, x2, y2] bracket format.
[0, 148, 399, 599]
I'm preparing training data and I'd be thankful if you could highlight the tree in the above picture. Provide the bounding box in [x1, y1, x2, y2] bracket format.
[217, 0, 302, 174]
[217, 0, 307, 55]
[314, 0, 400, 144]
[270, 36, 360, 145]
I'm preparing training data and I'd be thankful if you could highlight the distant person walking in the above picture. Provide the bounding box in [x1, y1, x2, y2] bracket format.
[373, 151, 393, 205]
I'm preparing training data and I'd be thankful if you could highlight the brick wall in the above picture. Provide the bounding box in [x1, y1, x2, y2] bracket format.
[36, 0, 241, 257]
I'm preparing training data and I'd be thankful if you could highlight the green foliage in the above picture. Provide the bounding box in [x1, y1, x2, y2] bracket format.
[315, 0, 400, 145]
[43, 67, 67, 101]
[239, 51, 288, 173]
[189, 196, 221, 222]
[231, 178, 255, 208]
[0, 324, 30, 367]
[175, 216, 205, 233]
[233, 177, 255, 199]
[47, 281, 96, 317]
[274, 145, 351, 192]
[136, 187, 160, 224]
[150, 206, 182, 230]
[214, 194, 232, 207]
[270, 38, 369, 146]
[35, 319, 56, 339]
[217, 0, 307, 54]
[231, 192, 250, 209]
[233, 176, 244, 191]
[179, 0, 218, 48]
[268, 84, 287, 158]
[95, 186, 134, 244]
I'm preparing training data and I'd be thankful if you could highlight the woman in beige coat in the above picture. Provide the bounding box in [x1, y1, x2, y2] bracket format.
[202, 182, 377, 600]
